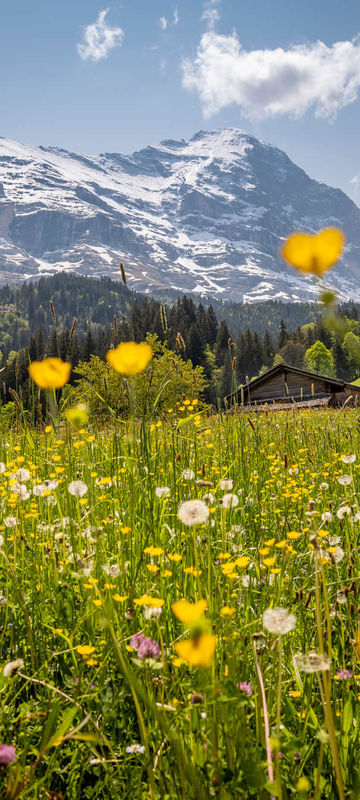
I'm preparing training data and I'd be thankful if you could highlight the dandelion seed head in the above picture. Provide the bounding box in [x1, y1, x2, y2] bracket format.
[338, 475, 352, 486]
[263, 607, 296, 635]
[219, 479, 233, 491]
[178, 499, 209, 526]
[3, 659, 24, 678]
[294, 652, 331, 673]
[68, 480, 88, 498]
[155, 486, 170, 499]
[220, 493, 239, 509]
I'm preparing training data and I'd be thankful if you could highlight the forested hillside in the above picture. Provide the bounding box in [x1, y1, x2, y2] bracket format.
[1, 272, 360, 412]
[0, 272, 348, 358]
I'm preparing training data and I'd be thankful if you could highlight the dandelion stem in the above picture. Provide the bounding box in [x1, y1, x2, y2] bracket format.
[253, 638, 275, 799]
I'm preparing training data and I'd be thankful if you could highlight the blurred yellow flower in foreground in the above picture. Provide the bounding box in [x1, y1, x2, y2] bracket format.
[172, 598, 207, 623]
[28, 358, 71, 389]
[175, 633, 217, 667]
[106, 342, 153, 375]
[65, 404, 89, 430]
[281, 228, 345, 275]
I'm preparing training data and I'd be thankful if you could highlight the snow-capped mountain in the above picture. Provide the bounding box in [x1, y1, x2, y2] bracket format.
[0, 128, 359, 302]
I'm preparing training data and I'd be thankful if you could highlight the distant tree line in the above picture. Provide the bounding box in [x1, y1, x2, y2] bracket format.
[0, 273, 359, 411]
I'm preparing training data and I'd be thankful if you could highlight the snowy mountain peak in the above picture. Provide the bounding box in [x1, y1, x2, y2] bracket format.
[0, 128, 359, 302]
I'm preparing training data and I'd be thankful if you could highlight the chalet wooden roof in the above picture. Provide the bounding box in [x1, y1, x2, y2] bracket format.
[225, 363, 360, 404]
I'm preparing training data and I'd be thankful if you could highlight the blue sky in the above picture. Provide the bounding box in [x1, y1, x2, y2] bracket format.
[1, 0, 360, 202]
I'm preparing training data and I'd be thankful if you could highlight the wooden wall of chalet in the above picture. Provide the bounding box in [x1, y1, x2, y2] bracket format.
[246, 371, 336, 402]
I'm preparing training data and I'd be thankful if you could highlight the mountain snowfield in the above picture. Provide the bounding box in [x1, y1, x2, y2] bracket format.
[0, 127, 359, 302]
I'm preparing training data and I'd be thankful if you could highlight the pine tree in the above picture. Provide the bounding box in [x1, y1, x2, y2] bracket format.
[215, 320, 231, 367]
[277, 319, 288, 349]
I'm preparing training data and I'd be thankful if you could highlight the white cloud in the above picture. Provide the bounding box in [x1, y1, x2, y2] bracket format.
[182, 31, 360, 120]
[159, 16, 168, 31]
[173, 7, 180, 25]
[77, 9, 124, 62]
[202, 0, 221, 30]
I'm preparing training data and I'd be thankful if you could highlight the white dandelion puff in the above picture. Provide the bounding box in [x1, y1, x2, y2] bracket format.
[337, 505, 351, 520]
[263, 607, 296, 635]
[220, 493, 238, 509]
[203, 492, 215, 504]
[219, 479, 233, 491]
[12, 484, 30, 501]
[338, 475, 352, 486]
[155, 486, 170, 499]
[68, 480, 88, 498]
[3, 658, 24, 677]
[178, 499, 209, 526]
[15, 469, 30, 482]
[4, 517, 17, 528]
[294, 652, 331, 673]
[321, 511, 332, 523]
[342, 454, 356, 464]
[181, 469, 195, 481]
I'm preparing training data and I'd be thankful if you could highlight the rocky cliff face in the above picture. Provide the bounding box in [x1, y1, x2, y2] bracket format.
[0, 128, 359, 301]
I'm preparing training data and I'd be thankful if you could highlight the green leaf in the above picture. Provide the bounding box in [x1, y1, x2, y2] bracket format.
[342, 695, 353, 735]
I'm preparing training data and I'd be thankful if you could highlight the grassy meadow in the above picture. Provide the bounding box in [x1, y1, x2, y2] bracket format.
[0, 400, 360, 799]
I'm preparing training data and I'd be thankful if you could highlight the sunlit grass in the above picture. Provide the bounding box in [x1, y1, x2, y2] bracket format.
[0, 405, 359, 798]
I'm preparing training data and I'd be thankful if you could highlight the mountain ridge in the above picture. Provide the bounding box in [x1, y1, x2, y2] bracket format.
[0, 127, 359, 302]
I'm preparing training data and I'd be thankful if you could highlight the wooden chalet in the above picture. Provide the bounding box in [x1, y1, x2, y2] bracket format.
[225, 364, 360, 411]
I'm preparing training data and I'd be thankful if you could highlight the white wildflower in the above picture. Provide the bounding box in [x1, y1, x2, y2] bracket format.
[0, 462, 6, 474]
[15, 468, 30, 482]
[338, 475, 352, 486]
[263, 607, 296, 635]
[294, 652, 331, 673]
[102, 563, 121, 578]
[337, 590, 347, 605]
[181, 469, 195, 481]
[220, 493, 238, 509]
[178, 499, 209, 526]
[4, 517, 16, 528]
[33, 484, 46, 497]
[320, 482, 329, 491]
[144, 606, 163, 620]
[155, 486, 170, 499]
[337, 505, 351, 520]
[331, 547, 345, 564]
[203, 492, 214, 504]
[126, 744, 145, 754]
[289, 466, 299, 475]
[68, 480, 88, 498]
[342, 454, 356, 464]
[3, 658, 24, 677]
[321, 511, 332, 523]
[219, 479, 233, 491]
[12, 483, 30, 501]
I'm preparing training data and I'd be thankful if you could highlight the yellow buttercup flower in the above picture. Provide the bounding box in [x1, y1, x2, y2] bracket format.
[106, 342, 153, 375]
[65, 404, 89, 430]
[172, 598, 207, 623]
[75, 644, 96, 656]
[175, 633, 217, 667]
[28, 358, 71, 389]
[281, 228, 345, 275]
[220, 606, 236, 618]
[134, 595, 164, 607]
